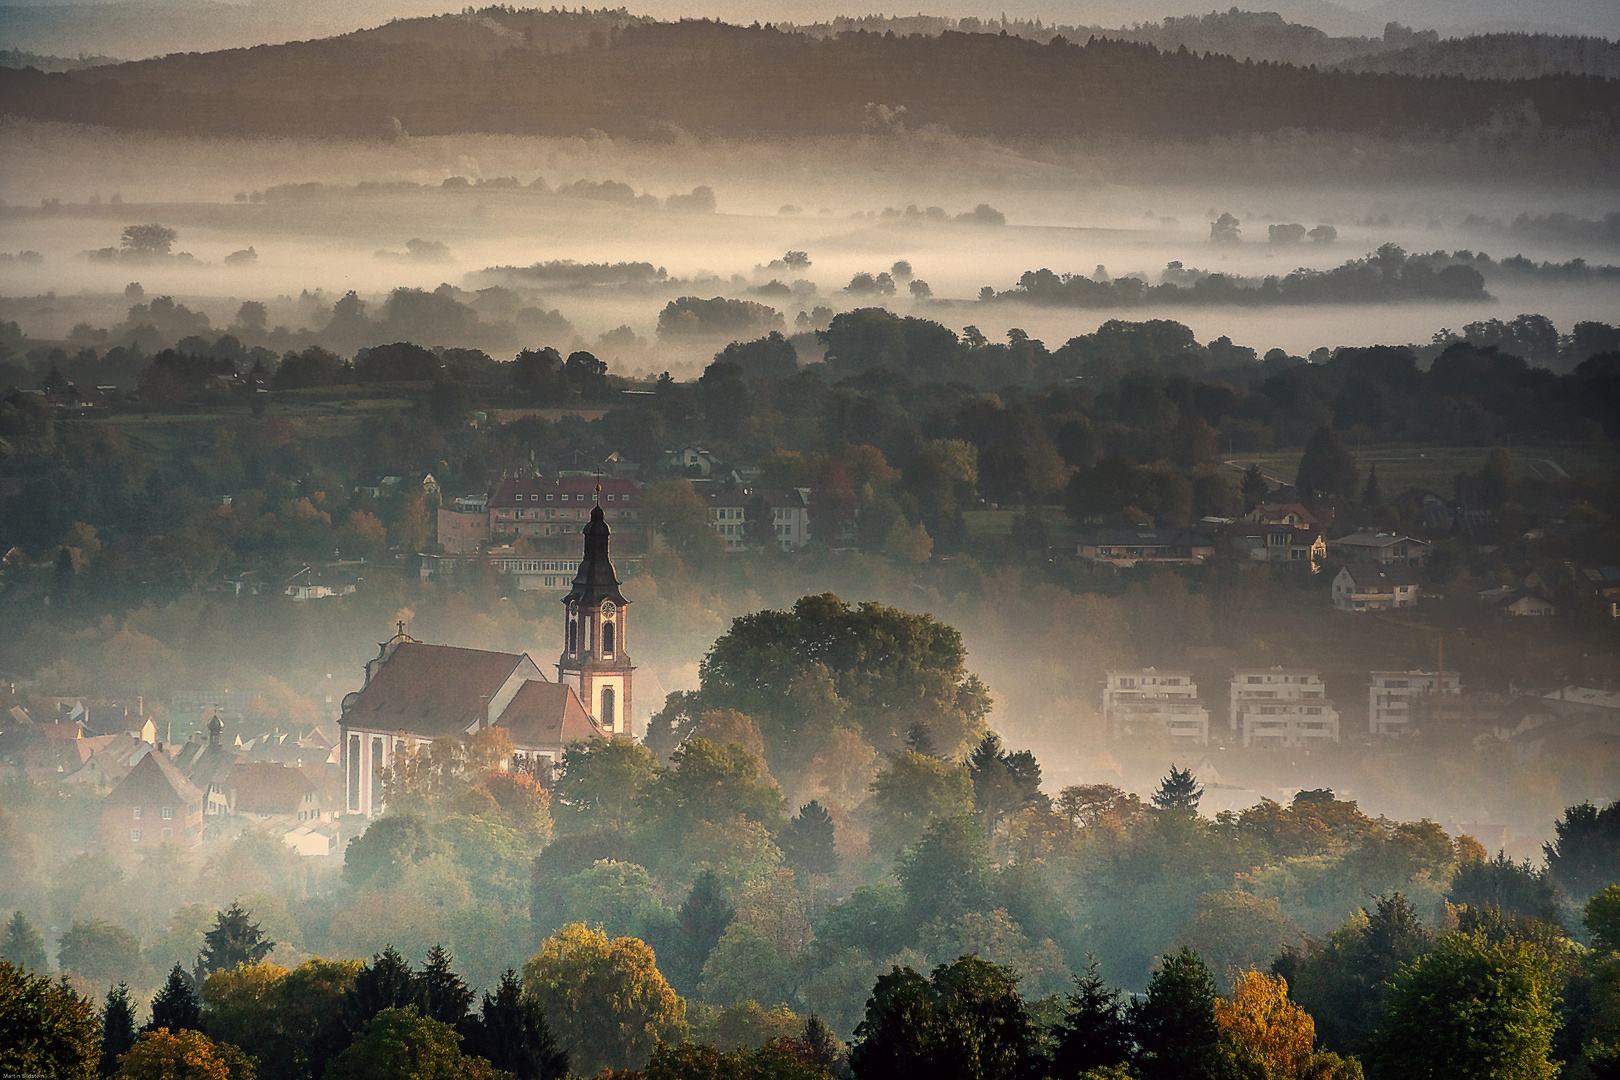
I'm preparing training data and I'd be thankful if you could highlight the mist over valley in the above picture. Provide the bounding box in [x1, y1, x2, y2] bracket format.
[2, 7, 1619, 1080]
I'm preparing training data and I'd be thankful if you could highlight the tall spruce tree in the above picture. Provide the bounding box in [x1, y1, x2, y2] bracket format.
[803, 1013, 841, 1071]
[1151, 765, 1203, 812]
[313, 946, 422, 1079]
[146, 963, 202, 1033]
[1, 909, 48, 975]
[1050, 960, 1133, 1077]
[1360, 463, 1382, 507]
[782, 800, 840, 879]
[673, 870, 734, 989]
[197, 901, 274, 978]
[417, 944, 474, 1029]
[99, 982, 138, 1076]
[1131, 947, 1221, 1080]
[466, 968, 569, 1080]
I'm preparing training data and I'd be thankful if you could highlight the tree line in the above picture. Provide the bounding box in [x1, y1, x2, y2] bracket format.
[3, 20, 1617, 140]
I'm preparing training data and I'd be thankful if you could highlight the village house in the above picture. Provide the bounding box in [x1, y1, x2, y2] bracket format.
[699, 485, 813, 552]
[1076, 528, 1216, 568]
[1231, 525, 1327, 570]
[1331, 565, 1421, 612]
[1242, 502, 1317, 527]
[1328, 529, 1431, 566]
[284, 564, 361, 601]
[99, 749, 206, 850]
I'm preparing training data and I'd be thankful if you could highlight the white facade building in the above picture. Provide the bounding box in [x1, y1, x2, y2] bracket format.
[1102, 668, 1210, 745]
[1229, 668, 1340, 747]
[1368, 670, 1461, 737]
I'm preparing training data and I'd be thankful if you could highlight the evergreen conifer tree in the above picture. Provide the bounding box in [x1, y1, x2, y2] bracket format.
[1, 910, 48, 975]
[802, 1013, 841, 1071]
[1151, 765, 1203, 812]
[417, 944, 474, 1028]
[312, 945, 422, 1080]
[197, 901, 274, 978]
[146, 963, 202, 1033]
[1361, 463, 1382, 507]
[673, 870, 734, 988]
[1051, 959, 1133, 1077]
[466, 968, 569, 1080]
[781, 800, 840, 878]
[1131, 947, 1220, 1080]
[99, 982, 138, 1076]
[1240, 463, 1270, 510]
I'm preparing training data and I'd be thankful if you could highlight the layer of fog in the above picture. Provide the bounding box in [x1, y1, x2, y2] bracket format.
[4, 125, 1617, 368]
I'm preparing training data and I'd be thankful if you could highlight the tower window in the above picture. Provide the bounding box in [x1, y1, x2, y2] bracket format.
[601, 686, 616, 730]
[568, 618, 578, 653]
[603, 621, 615, 655]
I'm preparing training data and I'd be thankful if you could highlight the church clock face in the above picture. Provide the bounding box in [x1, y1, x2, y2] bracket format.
[600, 601, 616, 619]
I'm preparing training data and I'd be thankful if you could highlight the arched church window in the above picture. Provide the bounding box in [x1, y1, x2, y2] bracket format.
[603, 621, 615, 656]
[601, 686, 616, 730]
[568, 617, 577, 654]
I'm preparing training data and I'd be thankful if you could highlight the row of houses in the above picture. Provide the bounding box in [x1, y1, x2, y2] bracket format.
[427, 471, 814, 592]
[0, 706, 346, 858]
[1102, 666, 1467, 747]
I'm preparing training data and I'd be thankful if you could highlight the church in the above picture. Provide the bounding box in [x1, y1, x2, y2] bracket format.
[340, 501, 635, 817]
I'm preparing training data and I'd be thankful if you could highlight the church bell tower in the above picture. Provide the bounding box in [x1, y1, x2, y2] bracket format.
[558, 499, 633, 736]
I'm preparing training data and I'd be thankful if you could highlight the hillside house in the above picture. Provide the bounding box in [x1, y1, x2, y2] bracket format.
[1076, 528, 1216, 568]
[1331, 565, 1420, 612]
[1329, 530, 1430, 566]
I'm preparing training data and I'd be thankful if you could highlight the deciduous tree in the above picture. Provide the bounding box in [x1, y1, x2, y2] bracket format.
[1371, 931, 1560, 1080]
[521, 923, 686, 1074]
[114, 1027, 255, 1080]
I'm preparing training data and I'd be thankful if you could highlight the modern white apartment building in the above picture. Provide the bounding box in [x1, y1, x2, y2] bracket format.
[1229, 667, 1340, 747]
[1102, 669, 1210, 745]
[1368, 670, 1461, 737]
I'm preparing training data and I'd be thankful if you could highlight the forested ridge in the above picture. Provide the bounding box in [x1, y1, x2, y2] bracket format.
[2, 15, 1617, 139]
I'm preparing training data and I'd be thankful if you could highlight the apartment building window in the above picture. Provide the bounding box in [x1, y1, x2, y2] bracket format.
[131, 829, 142, 842]
[132, 806, 142, 820]
[160, 806, 174, 820]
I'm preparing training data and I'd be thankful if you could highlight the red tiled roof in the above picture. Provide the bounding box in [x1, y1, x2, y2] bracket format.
[497, 680, 604, 750]
[104, 750, 202, 807]
[344, 640, 531, 738]
[227, 762, 314, 814]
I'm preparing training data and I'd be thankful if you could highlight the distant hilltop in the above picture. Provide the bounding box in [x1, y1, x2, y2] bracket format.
[2, 11, 1618, 142]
